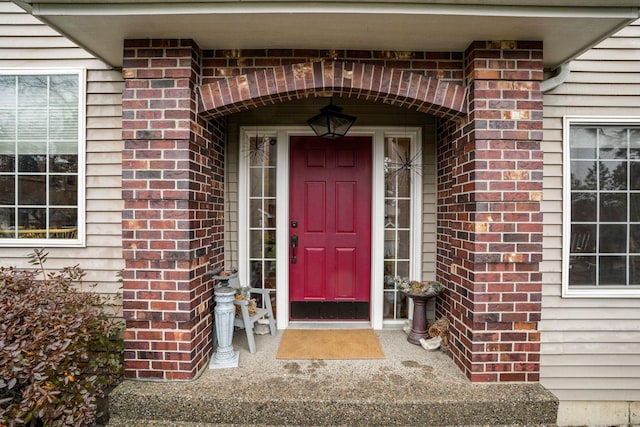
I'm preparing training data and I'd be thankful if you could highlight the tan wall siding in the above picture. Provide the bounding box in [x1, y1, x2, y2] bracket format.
[541, 19, 640, 401]
[0, 0, 124, 304]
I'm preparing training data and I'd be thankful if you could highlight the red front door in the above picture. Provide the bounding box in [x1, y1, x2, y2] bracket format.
[289, 136, 372, 320]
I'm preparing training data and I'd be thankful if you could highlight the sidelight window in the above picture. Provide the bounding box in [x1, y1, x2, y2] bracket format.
[383, 136, 417, 319]
[246, 133, 277, 313]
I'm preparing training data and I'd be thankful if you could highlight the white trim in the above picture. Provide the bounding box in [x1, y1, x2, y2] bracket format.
[0, 68, 86, 248]
[562, 115, 640, 298]
[238, 126, 423, 329]
[275, 129, 290, 330]
[31, 2, 640, 19]
[371, 129, 385, 329]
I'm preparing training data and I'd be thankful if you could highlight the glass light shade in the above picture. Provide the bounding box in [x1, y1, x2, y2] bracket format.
[307, 102, 356, 139]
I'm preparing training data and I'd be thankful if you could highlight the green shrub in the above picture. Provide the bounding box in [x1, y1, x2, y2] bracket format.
[0, 250, 123, 426]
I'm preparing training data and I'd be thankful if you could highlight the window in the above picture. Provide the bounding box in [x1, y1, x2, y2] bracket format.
[383, 136, 416, 319]
[564, 117, 640, 296]
[246, 132, 277, 315]
[0, 71, 84, 245]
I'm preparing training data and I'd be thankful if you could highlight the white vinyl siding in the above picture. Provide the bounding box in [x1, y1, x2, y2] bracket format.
[541, 19, 640, 401]
[0, 0, 124, 305]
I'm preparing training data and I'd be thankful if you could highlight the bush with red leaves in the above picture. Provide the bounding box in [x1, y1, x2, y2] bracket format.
[0, 250, 123, 426]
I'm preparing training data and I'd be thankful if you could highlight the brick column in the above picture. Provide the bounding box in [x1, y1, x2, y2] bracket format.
[437, 41, 543, 382]
[121, 39, 223, 380]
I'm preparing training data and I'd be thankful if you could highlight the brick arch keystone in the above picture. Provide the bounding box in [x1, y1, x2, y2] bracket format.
[198, 61, 467, 120]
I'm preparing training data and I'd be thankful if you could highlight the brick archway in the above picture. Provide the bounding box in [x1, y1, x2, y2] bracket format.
[198, 61, 467, 120]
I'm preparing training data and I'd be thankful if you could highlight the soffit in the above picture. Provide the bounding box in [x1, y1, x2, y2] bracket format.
[14, 1, 640, 68]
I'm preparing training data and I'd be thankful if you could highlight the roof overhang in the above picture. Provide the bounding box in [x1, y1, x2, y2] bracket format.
[12, 1, 640, 69]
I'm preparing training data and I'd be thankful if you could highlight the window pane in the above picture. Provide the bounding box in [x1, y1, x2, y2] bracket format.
[630, 162, 640, 190]
[0, 176, 14, 204]
[264, 230, 276, 258]
[50, 208, 77, 229]
[264, 260, 276, 288]
[0, 76, 16, 108]
[249, 230, 262, 258]
[630, 257, 640, 285]
[0, 110, 16, 140]
[266, 167, 276, 197]
[49, 154, 78, 173]
[249, 199, 262, 227]
[600, 193, 627, 222]
[396, 261, 409, 278]
[570, 161, 597, 190]
[630, 225, 640, 253]
[570, 224, 596, 253]
[265, 199, 276, 228]
[631, 129, 640, 159]
[18, 207, 46, 234]
[50, 75, 78, 107]
[600, 256, 626, 285]
[18, 153, 46, 172]
[598, 127, 627, 160]
[17, 110, 46, 141]
[18, 76, 47, 108]
[49, 108, 78, 140]
[250, 261, 263, 288]
[384, 230, 396, 258]
[18, 175, 46, 205]
[50, 175, 77, 205]
[569, 256, 596, 286]
[383, 261, 395, 277]
[631, 194, 640, 222]
[384, 200, 396, 228]
[397, 199, 410, 228]
[570, 127, 597, 159]
[600, 161, 626, 190]
[0, 208, 14, 238]
[266, 138, 277, 167]
[571, 193, 596, 222]
[0, 155, 15, 173]
[599, 224, 627, 253]
[397, 230, 410, 258]
[250, 168, 262, 197]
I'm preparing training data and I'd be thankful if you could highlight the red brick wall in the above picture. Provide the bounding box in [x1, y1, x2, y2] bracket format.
[201, 49, 464, 86]
[436, 41, 544, 382]
[121, 39, 223, 380]
[118, 39, 544, 383]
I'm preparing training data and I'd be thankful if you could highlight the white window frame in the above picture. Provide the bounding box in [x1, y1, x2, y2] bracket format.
[0, 68, 86, 248]
[238, 126, 422, 329]
[563, 115, 640, 298]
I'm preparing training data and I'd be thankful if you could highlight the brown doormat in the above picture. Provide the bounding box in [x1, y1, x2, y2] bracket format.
[276, 329, 385, 360]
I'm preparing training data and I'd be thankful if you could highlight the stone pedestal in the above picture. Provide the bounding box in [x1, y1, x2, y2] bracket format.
[209, 287, 239, 369]
[403, 292, 434, 345]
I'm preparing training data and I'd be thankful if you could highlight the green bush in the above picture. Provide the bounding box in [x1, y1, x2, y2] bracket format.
[0, 250, 123, 426]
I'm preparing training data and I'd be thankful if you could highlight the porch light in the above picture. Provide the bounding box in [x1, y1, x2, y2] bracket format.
[306, 100, 356, 139]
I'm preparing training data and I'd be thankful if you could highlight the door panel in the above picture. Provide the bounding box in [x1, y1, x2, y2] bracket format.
[289, 136, 372, 318]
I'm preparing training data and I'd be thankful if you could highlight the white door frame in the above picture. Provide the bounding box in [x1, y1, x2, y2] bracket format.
[238, 126, 422, 330]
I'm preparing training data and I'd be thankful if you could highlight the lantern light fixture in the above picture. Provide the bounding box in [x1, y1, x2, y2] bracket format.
[306, 99, 356, 139]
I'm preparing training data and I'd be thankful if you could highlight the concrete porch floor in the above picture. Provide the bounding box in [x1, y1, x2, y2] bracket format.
[107, 329, 558, 426]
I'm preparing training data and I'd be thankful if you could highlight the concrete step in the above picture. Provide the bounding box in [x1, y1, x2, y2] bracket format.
[107, 331, 558, 426]
[107, 374, 558, 426]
